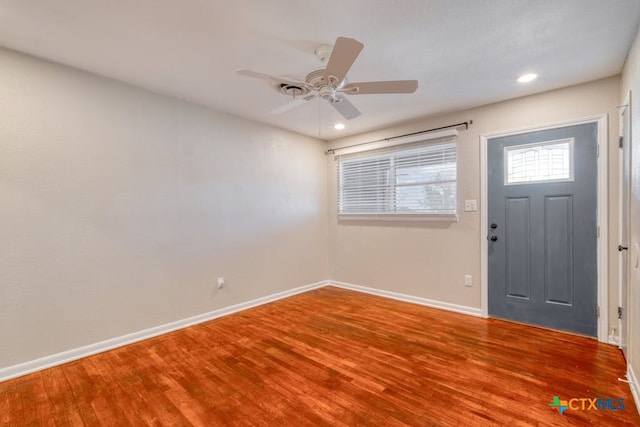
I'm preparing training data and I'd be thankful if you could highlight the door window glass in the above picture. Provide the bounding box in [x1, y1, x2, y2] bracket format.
[504, 138, 574, 185]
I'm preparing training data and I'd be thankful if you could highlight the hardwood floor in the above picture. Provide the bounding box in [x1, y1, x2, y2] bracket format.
[1, 286, 638, 426]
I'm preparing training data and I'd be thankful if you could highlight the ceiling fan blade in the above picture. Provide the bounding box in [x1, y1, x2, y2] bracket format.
[237, 69, 279, 81]
[330, 96, 361, 120]
[342, 80, 418, 94]
[237, 69, 313, 90]
[322, 37, 364, 84]
[270, 97, 310, 114]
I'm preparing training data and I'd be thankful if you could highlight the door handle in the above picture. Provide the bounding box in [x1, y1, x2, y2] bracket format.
[490, 235, 498, 242]
[618, 245, 628, 252]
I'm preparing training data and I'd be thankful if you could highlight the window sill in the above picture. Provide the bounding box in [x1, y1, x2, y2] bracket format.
[337, 213, 459, 222]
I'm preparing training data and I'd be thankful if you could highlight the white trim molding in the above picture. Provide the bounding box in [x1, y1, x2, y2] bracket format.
[608, 335, 620, 347]
[628, 364, 640, 415]
[329, 281, 482, 317]
[338, 213, 459, 222]
[618, 90, 631, 355]
[479, 115, 609, 342]
[0, 280, 328, 383]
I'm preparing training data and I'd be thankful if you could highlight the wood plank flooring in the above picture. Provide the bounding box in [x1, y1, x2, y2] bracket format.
[1, 286, 638, 426]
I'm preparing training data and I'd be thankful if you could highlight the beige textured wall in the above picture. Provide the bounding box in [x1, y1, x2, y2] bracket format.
[621, 27, 640, 382]
[328, 77, 621, 330]
[0, 48, 328, 369]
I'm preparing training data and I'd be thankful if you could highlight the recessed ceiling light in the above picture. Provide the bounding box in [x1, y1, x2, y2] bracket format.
[334, 123, 346, 130]
[517, 73, 538, 83]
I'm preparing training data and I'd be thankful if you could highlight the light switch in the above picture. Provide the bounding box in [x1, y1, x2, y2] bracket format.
[464, 200, 477, 212]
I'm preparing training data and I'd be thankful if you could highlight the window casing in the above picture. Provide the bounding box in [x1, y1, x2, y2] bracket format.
[337, 141, 457, 220]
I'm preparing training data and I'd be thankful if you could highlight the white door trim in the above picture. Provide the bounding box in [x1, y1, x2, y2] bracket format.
[619, 91, 631, 351]
[480, 115, 609, 342]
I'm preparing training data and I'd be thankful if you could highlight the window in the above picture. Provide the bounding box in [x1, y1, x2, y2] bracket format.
[505, 138, 574, 185]
[337, 141, 457, 219]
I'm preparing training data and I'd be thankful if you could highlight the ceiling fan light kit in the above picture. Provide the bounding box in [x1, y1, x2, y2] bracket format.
[238, 36, 419, 121]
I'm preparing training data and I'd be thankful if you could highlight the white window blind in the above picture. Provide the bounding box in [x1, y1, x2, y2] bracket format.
[337, 141, 457, 218]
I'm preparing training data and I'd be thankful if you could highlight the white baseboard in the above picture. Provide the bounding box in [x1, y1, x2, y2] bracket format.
[0, 279, 483, 382]
[628, 364, 640, 415]
[608, 328, 620, 346]
[328, 281, 482, 317]
[0, 280, 328, 383]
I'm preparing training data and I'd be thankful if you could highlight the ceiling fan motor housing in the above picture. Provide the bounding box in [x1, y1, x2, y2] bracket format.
[306, 69, 346, 89]
[273, 69, 346, 101]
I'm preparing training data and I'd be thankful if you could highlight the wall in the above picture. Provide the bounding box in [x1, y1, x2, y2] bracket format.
[621, 26, 640, 390]
[327, 77, 621, 331]
[0, 48, 328, 370]
[0, 42, 627, 376]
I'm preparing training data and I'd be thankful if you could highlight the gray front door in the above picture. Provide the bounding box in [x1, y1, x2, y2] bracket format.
[488, 123, 598, 336]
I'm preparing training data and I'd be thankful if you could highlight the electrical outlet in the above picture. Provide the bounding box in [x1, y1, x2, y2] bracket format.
[464, 275, 473, 287]
[217, 277, 225, 289]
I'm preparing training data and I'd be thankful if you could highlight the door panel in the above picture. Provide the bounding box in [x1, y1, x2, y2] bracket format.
[544, 195, 573, 305]
[488, 123, 598, 336]
[505, 197, 530, 299]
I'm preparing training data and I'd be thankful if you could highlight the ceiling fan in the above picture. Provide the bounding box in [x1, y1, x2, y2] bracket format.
[237, 37, 418, 120]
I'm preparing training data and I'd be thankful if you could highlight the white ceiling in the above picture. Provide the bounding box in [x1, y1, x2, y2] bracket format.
[0, 1, 639, 140]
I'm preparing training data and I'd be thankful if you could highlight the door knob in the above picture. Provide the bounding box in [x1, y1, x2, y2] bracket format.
[618, 245, 628, 251]
[490, 235, 498, 242]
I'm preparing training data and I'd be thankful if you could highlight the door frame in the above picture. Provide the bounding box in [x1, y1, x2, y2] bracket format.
[618, 91, 631, 353]
[480, 115, 609, 343]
